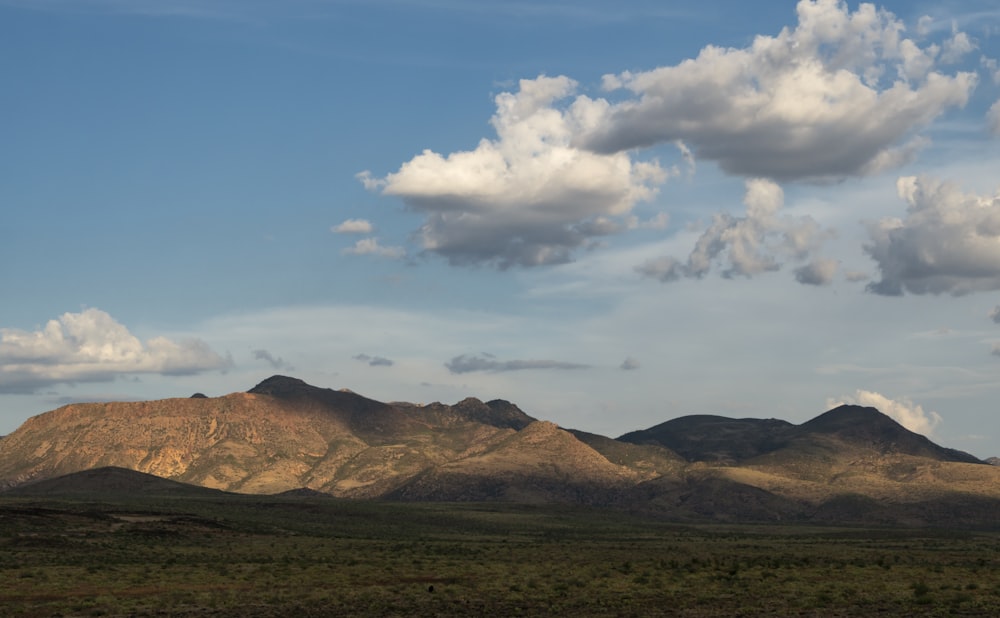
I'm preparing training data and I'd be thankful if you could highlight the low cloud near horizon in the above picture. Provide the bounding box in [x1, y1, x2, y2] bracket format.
[353, 353, 394, 367]
[0, 309, 231, 394]
[253, 349, 293, 371]
[445, 353, 589, 374]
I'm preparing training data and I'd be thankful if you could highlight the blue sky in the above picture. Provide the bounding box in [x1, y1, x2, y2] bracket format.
[3, 0, 1000, 458]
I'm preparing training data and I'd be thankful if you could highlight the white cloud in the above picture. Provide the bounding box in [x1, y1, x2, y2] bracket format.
[939, 25, 976, 64]
[332, 219, 374, 234]
[828, 389, 942, 437]
[362, 75, 669, 268]
[916, 15, 934, 37]
[988, 100, 1000, 136]
[341, 237, 406, 259]
[581, 0, 977, 182]
[865, 176, 1000, 296]
[0, 309, 230, 393]
[636, 178, 830, 283]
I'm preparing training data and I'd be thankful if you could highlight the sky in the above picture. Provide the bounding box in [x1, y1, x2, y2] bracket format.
[2, 0, 1000, 458]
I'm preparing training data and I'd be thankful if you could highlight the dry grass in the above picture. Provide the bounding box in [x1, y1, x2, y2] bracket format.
[2, 494, 999, 616]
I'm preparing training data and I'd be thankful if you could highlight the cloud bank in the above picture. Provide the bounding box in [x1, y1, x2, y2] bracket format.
[866, 176, 1000, 296]
[0, 309, 230, 393]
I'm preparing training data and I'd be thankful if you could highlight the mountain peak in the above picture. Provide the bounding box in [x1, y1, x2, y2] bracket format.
[247, 375, 313, 397]
[799, 404, 981, 463]
[800, 405, 895, 433]
[452, 397, 535, 430]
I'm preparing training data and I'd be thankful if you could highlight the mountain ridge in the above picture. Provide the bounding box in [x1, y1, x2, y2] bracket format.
[0, 375, 997, 527]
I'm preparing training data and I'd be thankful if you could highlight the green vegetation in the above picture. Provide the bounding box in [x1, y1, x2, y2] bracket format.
[2, 493, 999, 616]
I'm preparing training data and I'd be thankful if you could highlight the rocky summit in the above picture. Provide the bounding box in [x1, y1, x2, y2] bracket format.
[1, 375, 998, 527]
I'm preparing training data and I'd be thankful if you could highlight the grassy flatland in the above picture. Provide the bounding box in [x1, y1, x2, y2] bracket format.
[2, 493, 999, 617]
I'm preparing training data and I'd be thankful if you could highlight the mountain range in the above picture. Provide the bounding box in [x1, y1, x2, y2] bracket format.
[1, 375, 998, 527]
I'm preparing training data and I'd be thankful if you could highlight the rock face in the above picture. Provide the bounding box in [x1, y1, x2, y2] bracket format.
[1, 375, 998, 527]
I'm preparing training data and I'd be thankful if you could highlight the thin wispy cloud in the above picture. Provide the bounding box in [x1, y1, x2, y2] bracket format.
[353, 353, 394, 367]
[332, 219, 374, 234]
[253, 349, 293, 371]
[445, 353, 589, 374]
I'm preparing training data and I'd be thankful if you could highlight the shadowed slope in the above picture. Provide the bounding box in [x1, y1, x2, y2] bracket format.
[2, 466, 229, 498]
[798, 405, 981, 464]
[617, 415, 795, 463]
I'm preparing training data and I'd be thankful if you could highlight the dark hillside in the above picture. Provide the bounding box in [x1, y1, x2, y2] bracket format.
[2, 466, 229, 498]
[800, 405, 982, 463]
[618, 415, 795, 463]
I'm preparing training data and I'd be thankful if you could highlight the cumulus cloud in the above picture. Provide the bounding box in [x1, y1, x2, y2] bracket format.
[253, 348, 293, 371]
[636, 178, 831, 283]
[332, 219, 374, 234]
[865, 176, 1000, 296]
[0, 309, 230, 393]
[445, 353, 588, 374]
[844, 270, 872, 282]
[353, 353, 394, 367]
[581, 0, 977, 182]
[341, 237, 406, 259]
[620, 357, 640, 370]
[990, 305, 1000, 324]
[939, 25, 976, 65]
[360, 75, 670, 269]
[828, 389, 942, 437]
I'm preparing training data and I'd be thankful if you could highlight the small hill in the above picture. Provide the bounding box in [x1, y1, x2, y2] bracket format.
[2, 466, 228, 498]
[618, 415, 795, 463]
[619, 406, 981, 466]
